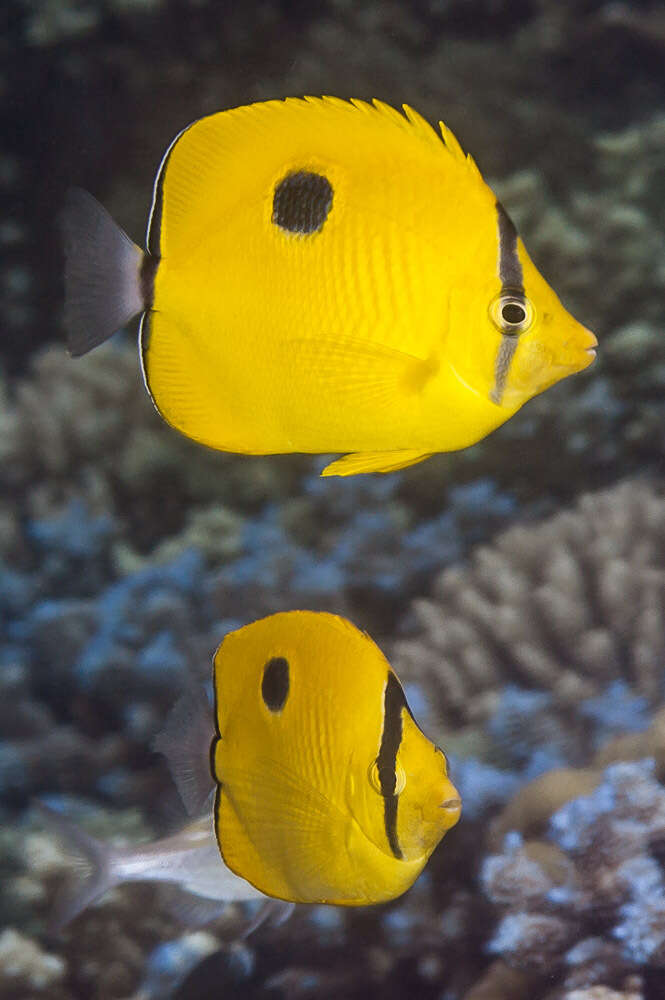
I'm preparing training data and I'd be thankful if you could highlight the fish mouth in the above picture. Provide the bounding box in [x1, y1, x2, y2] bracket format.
[581, 326, 598, 364]
[440, 796, 462, 817]
[568, 325, 598, 373]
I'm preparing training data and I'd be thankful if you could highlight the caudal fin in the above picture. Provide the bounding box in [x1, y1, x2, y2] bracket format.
[34, 801, 117, 931]
[60, 187, 146, 356]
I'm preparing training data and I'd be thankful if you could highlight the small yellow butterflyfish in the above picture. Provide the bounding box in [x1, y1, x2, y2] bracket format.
[61, 97, 597, 476]
[210, 610, 461, 905]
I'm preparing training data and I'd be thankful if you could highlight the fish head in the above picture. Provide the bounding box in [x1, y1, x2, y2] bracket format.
[448, 246, 596, 414]
[348, 708, 461, 865]
[389, 713, 461, 862]
[494, 245, 598, 409]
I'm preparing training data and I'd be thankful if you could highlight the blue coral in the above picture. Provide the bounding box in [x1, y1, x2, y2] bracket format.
[482, 759, 665, 989]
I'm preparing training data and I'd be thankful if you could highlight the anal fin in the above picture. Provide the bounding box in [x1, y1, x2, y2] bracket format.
[321, 449, 432, 477]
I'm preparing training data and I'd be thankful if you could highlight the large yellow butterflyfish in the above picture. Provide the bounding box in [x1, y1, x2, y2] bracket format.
[62, 97, 596, 476]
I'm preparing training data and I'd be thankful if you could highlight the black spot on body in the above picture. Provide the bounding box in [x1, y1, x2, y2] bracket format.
[272, 171, 333, 234]
[262, 657, 290, 712]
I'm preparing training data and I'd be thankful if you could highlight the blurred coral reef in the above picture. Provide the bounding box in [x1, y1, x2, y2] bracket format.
[394, 480, 665, 732]
[480, 760, 665, 999]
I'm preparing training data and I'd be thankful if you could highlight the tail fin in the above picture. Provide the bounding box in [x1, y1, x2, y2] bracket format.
[60, 187, 146, 356]
[34, 801, 117, 931]
[240, 899, 295, 939]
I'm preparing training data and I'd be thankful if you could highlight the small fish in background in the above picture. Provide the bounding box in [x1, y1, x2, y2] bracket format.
[37, 611, 460, 927]
[61, 97, 597, 477]
[36, 687, 284, 935]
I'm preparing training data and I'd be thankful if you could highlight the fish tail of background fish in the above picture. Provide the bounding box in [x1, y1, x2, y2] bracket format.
[33, 800, 118, 932]
[60, 187, 146, 356]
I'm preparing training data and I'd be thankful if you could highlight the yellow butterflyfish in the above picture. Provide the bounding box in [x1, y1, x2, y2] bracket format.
[61, 97, 597, 476]
[211, 610, 461, 904]
[37, 612, 459, 927]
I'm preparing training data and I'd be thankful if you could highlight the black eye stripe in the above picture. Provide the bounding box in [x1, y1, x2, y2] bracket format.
[272, 171, 333, 235]
[491, 202, 529, 404]
[376, 671, 407, 860]
[261, 657, 289, 712]
[496, 201, 524, 294]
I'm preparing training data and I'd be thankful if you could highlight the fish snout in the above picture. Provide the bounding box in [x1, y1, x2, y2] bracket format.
[574, 324, 598, 370]
[557, 322, 598, 375]
[583, 325, 598, 360]
[439, 795, 462, 821]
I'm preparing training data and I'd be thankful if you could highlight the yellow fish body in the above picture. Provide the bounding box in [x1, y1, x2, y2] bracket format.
[62, 98, 597, 476]
[211, 610, 461, 905]
[37, 611, 458, 926]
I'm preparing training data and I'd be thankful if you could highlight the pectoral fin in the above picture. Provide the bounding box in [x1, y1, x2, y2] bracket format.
[151, 685, 214, 816]
[321, 449, 433, 477]
[287, 337, 434, 411]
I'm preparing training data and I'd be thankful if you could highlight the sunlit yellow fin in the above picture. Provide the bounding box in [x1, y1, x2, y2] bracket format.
[287, 336, 432, 410]
[438, 120, 467, 163]
[140, 312, 240, 451]
[215, 755, 349, 902]
[401, 104, 442, 147]
[321, 448, 432, 477]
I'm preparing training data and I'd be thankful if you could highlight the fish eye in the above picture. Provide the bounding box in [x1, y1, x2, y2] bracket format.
[502, 302, 526, 325]
[368, 760, 406, 796]
[490, 292, 534, 336]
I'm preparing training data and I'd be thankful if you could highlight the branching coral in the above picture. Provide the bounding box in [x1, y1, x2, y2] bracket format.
[393, 479, 665, 729]
[477, 759, 665, 999]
